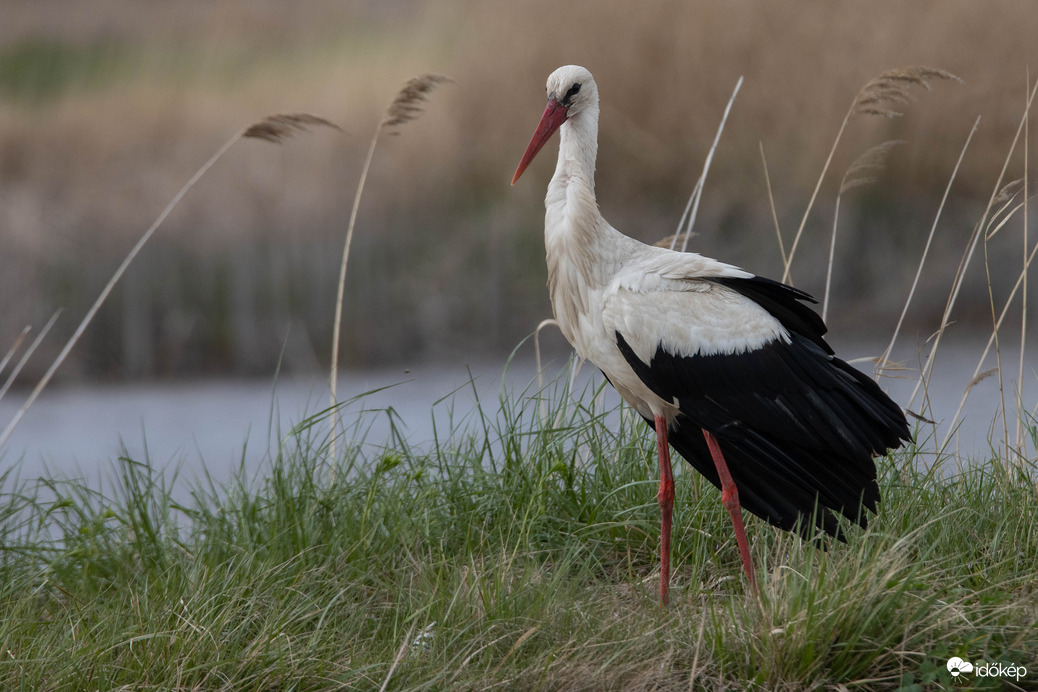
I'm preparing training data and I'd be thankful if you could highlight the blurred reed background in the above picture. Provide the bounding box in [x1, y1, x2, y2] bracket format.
[2, 0, 1037, 380]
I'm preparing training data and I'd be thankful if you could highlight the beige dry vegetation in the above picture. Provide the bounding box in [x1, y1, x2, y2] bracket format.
[1, 0, 1037, 378]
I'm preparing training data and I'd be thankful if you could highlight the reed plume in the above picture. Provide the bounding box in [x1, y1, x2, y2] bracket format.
[382, 74, 453, 130]
[244, 113, 342, 143]
[853, 66, 961, 118]
[839, 140, 904, 193]
[781, 66, 960, 284]
[329, 74, 451, 454]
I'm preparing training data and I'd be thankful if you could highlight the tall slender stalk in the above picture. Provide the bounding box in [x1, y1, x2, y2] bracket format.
[0, 313, 60, 404]
[1016, 74, 1031, 451]
[944, 202, 1037, 451]
[782, 67, 959, 284]
[0, 327, 31, 392]
[877, 121, 978, 376]
[534, 318, 561, 423]
[0, 113, 338, 452]
[667, 76, 743, 252]
[982, 197, 1010, 456]
[782, 111, 850, 285]
[824, 140, 903, 322]
[822, 193, 841, 323]
[908, 80, 1038, 414]
[328, 75, 451, 456]
[759, 143, 787, 268]
[329, 130, 380, 422]
[0, 134, 240, 452]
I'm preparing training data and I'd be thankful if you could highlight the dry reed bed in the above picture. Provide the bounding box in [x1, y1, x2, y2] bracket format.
[2, 1, 1037, 378]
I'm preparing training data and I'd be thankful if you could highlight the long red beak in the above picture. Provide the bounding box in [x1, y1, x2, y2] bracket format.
[511, 99, 569, 185]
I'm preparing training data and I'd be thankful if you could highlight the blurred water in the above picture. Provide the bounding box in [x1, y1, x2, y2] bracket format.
[0, 338, 1034, 500]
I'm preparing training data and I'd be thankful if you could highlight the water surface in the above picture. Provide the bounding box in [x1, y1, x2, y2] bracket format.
[1, 339, 1033, 499]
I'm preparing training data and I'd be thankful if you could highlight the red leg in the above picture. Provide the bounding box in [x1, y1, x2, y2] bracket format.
[702, 429, 758, 595]
[654, 414, 675, 607]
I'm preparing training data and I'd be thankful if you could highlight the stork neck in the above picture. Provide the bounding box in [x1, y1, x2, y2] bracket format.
[543, 100, 619, 312]
[551, 107, 600, 195]
[545, 104, 605, 261]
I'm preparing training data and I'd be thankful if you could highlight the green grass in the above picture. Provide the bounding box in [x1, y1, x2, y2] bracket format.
[0, 368, 1036, 691]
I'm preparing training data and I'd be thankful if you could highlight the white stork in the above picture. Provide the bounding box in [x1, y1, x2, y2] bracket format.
[511, 65, 910, 605]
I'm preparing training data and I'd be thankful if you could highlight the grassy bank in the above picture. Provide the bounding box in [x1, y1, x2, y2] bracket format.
[1, 370, 1035, 690]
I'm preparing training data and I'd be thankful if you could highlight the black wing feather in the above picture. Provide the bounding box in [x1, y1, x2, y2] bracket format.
[614, 276, 910, 540]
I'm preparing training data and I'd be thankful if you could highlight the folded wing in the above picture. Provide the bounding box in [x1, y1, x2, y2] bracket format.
[607, 273, 910, 539]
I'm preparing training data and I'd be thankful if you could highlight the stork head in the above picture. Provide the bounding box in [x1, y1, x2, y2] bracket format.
[512, 65, 598, 185]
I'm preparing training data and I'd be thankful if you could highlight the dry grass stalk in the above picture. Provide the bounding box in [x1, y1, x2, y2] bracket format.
[982, 183, 1033, 458]
[534, 318, 560, 423]
[1017, 78, 1030, 450]
[0, 113, 337, 452]
[667, 76, 743, 253]
[329, 74, 451, 454]
[0, 128, 239, 451]
[979, 183, 1029, 454]
[0, 326, 32, 385]
[922, 79, 1038, 455]
[985, 181, 1027, 241]
[0, 313, 60, 405]
[876, 120, 979, 378]
[822, 140, 903, 320]
[781, 66, 959, 284]
[488, 625, 540, 678]
[533, 318, 593, 431]
[243, 113, 341, 143]
[654, 232, 693, 249]
[909, 214, 985, 412]
[689, 607, 708, 688]
[378, 623, 417, 692]
[912, 82, 1037, 401]
[759, 143, 788, 268]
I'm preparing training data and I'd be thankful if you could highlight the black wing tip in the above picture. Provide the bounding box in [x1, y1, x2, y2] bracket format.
[734, 274, 819, 303]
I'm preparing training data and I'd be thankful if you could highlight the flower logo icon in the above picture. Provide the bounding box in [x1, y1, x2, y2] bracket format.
[947, 657, 974, 677]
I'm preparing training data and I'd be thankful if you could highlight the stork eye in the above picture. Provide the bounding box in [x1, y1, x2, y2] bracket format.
[565, 83, 582, 101]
